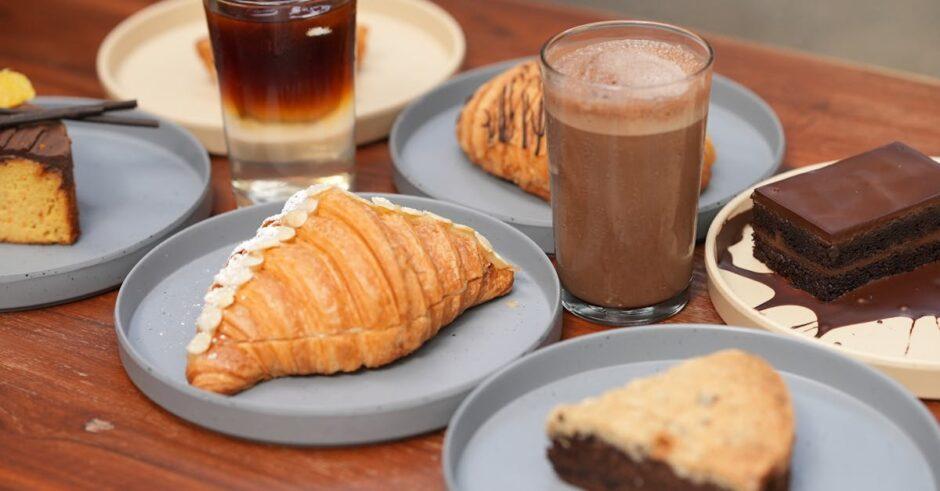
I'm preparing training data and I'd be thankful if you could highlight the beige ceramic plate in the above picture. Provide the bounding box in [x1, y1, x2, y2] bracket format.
[705, 161, 940, 398]
[96, 0, 465, 153]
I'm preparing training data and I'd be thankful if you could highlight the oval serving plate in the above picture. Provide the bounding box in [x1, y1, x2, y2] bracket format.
[444, 325, 940, 490]
[114, 193, 561, 445]
[390, 58, 785, 253]
[96, 0, 466, 152]
[705, 161, 940, 398]
[0, 96, 211, 311]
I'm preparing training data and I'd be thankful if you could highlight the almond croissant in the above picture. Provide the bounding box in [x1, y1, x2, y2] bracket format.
[186, 186, 515, 394]
[456, 60, 716, 200]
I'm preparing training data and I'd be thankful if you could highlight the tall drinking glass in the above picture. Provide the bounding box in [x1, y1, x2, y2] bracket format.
[204, 0, 356, 206]
[540, 21, 714, 325]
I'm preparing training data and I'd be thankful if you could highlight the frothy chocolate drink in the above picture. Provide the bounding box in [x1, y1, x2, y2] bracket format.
[545, 38, 711, 308]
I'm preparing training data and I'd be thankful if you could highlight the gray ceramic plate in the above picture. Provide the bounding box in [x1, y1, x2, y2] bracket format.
[0, 96, 211, 311]
[444, 325, 940, 490]
[114, 193, 561, 445]
[391, 59, 785, 253]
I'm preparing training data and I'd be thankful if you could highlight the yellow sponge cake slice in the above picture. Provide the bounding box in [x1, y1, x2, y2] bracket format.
[0, 119, 80, 245]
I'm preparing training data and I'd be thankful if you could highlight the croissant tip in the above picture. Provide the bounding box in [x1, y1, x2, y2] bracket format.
[188, 370, 256, 396]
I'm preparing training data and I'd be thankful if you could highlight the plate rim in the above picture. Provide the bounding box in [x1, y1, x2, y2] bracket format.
[704, 160, 940, 374]
[113, 193, 561, 435]
[95, 0, 467, 150]
[0, 96, 211, 284]
[389, 56, 786, 228]
[442, 323, 940, 489]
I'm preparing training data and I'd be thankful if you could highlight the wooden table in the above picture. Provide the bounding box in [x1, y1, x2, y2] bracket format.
[2, 0, 939, 488]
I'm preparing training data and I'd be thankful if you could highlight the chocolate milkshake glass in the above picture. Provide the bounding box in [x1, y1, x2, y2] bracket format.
[540, 21, 713, 325]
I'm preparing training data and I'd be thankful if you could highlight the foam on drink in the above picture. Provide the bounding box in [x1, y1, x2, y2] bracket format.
[545, 39, 710, 136]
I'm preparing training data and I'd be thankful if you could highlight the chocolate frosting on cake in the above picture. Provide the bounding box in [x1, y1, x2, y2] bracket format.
[753, 142, 940, 240]
[0, 118, 73, 171]
[0, 112, 80, 245]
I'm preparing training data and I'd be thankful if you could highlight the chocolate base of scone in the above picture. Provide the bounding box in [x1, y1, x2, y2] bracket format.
[753, 235, 940, 301]
[548, 436, 789, 491]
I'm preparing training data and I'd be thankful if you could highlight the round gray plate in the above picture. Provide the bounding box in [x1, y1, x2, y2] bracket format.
[444, 325, 940, 491]
[114, 193, 561, 445]
[391, 59, 785, 253]
[0, 96, 211, 311]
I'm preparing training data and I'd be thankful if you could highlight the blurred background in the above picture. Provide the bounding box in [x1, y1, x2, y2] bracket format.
[541, 0, 940, 79]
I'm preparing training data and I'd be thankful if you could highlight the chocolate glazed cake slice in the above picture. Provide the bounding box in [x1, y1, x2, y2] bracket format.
[546, 350, 794, 491]
[0, 116, 80, 244]
[751, 142, 940, 301]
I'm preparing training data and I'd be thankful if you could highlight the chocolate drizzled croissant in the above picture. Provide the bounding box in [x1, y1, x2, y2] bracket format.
[457, 61, 550, 200]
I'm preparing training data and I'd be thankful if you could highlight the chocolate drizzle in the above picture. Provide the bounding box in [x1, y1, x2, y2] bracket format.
[496, 82, 516, 144]
[528, 94, 546, 156]
[0, 118, 73, 173]
[480, 64, 547, 156]
[716, 210, 940, 337]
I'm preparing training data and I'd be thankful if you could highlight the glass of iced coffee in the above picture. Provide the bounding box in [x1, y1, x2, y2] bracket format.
[540, 21, 714, 325]
[204, 0, 356, 206]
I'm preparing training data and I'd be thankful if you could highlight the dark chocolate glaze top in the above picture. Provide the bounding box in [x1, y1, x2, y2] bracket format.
[0, 116, 72, 170]
[752, 142, 940, 241]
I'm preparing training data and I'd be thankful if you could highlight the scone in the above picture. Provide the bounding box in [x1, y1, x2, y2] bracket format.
[546, 350, 794, 491]
[456, 60, 716, 200]
[186, 185, 515, 394]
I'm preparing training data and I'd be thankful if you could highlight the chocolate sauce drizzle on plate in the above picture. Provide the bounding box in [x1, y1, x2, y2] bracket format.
[716, 210, 940, 337]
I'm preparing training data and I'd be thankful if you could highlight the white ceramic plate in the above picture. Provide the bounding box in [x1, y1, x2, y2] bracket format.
[96, 0, 465, 153]
[705, 161, 940, 398]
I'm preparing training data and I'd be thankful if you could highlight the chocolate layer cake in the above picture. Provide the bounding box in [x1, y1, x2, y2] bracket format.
[751, 141, 940, 301]
[546, 350, 794, 491]
[0, 118, 80, 244]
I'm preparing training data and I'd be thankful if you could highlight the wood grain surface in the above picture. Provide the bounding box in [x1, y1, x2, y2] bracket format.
[1, 0, 938, 488]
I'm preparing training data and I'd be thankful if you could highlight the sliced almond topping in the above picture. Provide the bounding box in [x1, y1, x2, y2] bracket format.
[186, 332, 212, 355]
